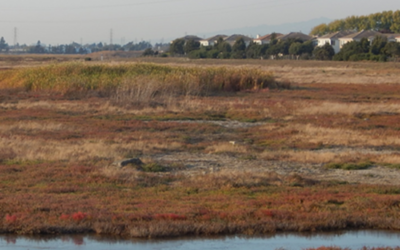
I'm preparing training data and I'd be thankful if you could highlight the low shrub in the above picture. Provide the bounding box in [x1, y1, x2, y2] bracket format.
[141, 163, 166, 172]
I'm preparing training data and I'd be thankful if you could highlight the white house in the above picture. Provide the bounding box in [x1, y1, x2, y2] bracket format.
[317, 31, 355, 54]
[338, 30, 382, 49]
[384, 33, 400, 43]
[199, 35, 227, 47]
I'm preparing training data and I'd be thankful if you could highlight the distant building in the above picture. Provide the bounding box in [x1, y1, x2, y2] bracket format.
[338, 30, 382, 49]
[223, 34, 253, 46]
[199, 35, 227, 47]
[278, 32, 313, 42]
[384, 33, 400, 43]
[253, 33, 283, 45]
[317, 31, 355, 54]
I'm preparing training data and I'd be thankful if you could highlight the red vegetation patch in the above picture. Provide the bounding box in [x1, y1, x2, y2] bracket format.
[72, 212, 87, 222]
[5, 214, 17, 223]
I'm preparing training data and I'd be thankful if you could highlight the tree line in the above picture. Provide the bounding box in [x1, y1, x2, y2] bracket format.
[0, 37, 160, 54]
[310, 10, 400, 36]
[163, 35, 318, 60]
[144, 34, 400, 62]
[333, 36, 400, 61]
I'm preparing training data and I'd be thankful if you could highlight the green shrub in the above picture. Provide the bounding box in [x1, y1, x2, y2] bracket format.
[141, 163, 166, 172]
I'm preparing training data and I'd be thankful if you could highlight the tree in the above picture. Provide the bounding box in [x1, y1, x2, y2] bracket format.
[142, 48, 155, 56]
[245, 42, 263, 59]
[64, 44, 77, 54]
[333, 38, 370, 61]
[0, 37, 9, 52]
[310, 10, 400, 36]
[310, 24, 330, 36]
[231, 38, 247, 59]
[390, 10, 400, 33]
[314, 43, 335, 60]
[184, 39, 200, 54]
[169, 39, 185, 55]
[382, 42, 400, 60]
[370, 35, 387, 55]
[31, 41, 45, 54]
[289, 42, 303, 57]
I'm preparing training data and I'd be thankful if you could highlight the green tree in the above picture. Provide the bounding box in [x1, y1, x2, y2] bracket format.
[31, 41, 45, 54]
[390, 10, 400, 33]
[333, 38, 370, 61]
[310, 24, 329, 36]
[289, 42, 303, 56]
[383, 42, 400, 59]
[370, 35, 387, 55]
[269, 32, 279, 45]
[311, 10, 400, 36]
[184, 39, 200, 54]
[314, 43, 335, 60]
[0, 37, 9, 52]
[231, 38, 246, 59]
[64, 44, 76, 54]
[329, 20, 346, 32]
[169, 39, 185, 55]
[142, 48, 155, 56]
[245, 42, 263, 59]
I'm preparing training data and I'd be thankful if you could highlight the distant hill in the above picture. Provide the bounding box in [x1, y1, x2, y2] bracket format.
[198, 17, 332, 39]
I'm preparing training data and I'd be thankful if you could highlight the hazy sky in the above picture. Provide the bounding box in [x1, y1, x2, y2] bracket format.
[0, 0, 399, 45]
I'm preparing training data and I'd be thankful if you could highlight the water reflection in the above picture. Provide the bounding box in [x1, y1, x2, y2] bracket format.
[1, 230, 400, 250]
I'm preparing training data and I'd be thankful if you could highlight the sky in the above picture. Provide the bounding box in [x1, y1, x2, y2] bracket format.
[0, 0, 399, 46]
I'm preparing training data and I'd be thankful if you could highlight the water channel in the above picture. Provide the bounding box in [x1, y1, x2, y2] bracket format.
[1, 230, 400, 250]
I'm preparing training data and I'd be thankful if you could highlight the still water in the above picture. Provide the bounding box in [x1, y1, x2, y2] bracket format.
[1, 230, 400, 250]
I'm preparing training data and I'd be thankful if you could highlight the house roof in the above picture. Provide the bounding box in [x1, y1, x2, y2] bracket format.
[278, 32, 312, 41]
[254, 33, 283, 41]
[200, 35, 227, 42]
[384, 33, 400, 39]
[340, 30, 382, 40]
[318, 31, 355, 39]
[224, 34, 253, 42]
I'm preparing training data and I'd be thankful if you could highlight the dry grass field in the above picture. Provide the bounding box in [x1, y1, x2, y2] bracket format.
[0, 55, 400, 239]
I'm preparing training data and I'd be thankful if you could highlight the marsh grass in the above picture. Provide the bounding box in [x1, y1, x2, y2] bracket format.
[0, 63, 281, 107]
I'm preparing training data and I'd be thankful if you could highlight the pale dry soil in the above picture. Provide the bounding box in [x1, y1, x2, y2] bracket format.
[150, 151, 400, 185]
[138, 120, 400, 186]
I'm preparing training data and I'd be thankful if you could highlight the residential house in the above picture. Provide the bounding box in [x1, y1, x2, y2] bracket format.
[223, 34, 253, 46]
[200, 35, 227, 47]
[253, 33, 283, 45]
[317, 31, 355, 54]
[384, 33, 400, 43]
[278, 32, 313, 42]
[338, 30, 382, 49]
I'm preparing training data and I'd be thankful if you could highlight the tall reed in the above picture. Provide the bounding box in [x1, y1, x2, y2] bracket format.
[0, 63, 283, 99]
